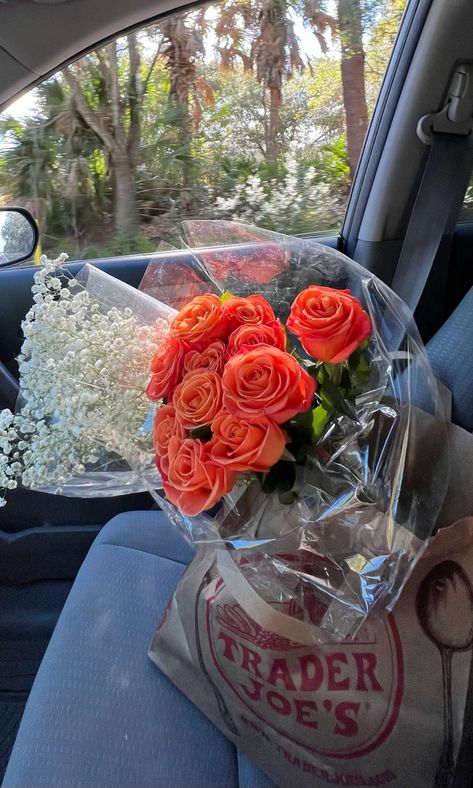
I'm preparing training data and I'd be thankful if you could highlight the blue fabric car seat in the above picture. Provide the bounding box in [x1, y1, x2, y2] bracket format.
[426, 286, 473, 432]
[2, 511, 274, 788]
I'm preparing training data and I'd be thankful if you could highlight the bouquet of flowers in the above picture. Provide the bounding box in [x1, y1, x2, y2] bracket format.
[138, 220, 448, 640]
[0, 220, 448, 642]
[148, 286, 371, 518]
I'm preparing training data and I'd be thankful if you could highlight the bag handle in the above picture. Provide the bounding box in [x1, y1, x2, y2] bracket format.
[216, 548, 325, 647]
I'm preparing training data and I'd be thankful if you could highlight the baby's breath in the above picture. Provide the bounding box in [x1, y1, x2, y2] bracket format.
[0, 253, 169, 505]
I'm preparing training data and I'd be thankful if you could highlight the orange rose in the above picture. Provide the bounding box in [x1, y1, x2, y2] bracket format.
[153, 405, 184, 475]
[147, 339, 187, 401]
[173, 370, 222, 429]
[210, 411, 286, 472]
[287, 285, 372, 363]
[222, 345, 316, 424]
[227, 320, 286, 357]
[183, 340, 226, 375]
[170, 293, 227, 345]
[222, 294, 275, 333]
[163, 435, 236, 516]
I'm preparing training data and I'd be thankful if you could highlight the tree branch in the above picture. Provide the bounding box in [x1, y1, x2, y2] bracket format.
[142, 42, 162, 99]
[126, 32, 142, 167]
[106, 40, 126, 153]
[96, 50, 113, 97]
[63, 67, 117, 152]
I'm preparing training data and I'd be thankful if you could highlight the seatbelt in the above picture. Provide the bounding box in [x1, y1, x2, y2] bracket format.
[391, 63, 473, 314]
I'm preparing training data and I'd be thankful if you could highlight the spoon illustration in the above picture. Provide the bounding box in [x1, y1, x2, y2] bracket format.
[416, 560, 473, 788]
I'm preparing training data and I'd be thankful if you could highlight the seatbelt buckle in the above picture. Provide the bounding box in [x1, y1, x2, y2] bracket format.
[417, 62, 473, 144]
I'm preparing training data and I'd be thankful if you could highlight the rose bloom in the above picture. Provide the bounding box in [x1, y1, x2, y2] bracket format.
[227, 320, 286, 357]
[222, 345, 316, 424]
[170, 293, 227, 345]
[153, 405, 184, 475]
[183, 340, 226, 375]
[222, 294, 275, 333]
[173, 370, 222, 429]
[287, 285, 372, 363]
[146, 339, 187, 401]
[163, 435, 236, 516]
[210, 411, 286, 472]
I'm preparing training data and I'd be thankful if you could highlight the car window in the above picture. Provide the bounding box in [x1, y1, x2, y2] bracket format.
[461, 183, 473, 223]
[0, 0, 407, 262]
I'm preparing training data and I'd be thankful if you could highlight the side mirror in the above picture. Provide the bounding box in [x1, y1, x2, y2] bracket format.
[0, 207, 39, 267]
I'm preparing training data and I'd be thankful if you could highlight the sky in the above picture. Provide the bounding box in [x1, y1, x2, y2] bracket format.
[6, 91, 38, 120]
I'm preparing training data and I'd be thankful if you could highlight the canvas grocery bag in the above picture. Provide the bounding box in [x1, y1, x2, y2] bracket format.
[149, 421, 473, 788]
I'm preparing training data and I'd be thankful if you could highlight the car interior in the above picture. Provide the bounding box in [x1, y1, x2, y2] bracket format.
[1, 0, 473, 785]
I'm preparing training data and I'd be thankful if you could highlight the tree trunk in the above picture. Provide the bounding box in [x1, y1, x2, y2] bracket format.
[177, 95, 193, 211]
[63, 34, 146, 240]
[338, 0, 369, 181]
[267, 85, 282, 160]
[112, 155, 138, 235]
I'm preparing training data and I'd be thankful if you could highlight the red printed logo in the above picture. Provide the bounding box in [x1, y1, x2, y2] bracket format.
[206, 578, 403, 759]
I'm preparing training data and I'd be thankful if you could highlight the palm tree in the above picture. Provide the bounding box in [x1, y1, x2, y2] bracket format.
[62, 32, 162, 235]
[0, 78, 110, 247]
[159, 10, 207, 209]
[253, 0, 304, 160]
[337, 0, 369, 180]
[215, 0, 332, 162]
[215, 0, 255, 73]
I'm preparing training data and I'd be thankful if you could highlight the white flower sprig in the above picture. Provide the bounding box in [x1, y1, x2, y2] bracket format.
[0, 253, 169, 506]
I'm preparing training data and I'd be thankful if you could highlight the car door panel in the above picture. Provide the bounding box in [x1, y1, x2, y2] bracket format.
[0, 238, 339, 370]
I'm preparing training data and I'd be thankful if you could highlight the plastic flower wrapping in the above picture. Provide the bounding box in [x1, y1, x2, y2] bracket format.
[3, 221, 449, 642]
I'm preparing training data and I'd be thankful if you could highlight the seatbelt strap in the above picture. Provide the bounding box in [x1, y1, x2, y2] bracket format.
[391, 63, 473, 314]
[391, 134, 473, 312]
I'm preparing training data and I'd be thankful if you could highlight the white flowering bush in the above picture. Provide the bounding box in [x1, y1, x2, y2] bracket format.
[0, 253, 170, 506]
[213, 157, 344, 235]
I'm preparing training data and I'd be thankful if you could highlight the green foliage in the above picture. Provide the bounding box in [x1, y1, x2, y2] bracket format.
[0, 0, 406, 258]
[75, 233, 156, 260]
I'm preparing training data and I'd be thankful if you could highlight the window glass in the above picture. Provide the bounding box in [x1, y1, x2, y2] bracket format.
[0, 0, 407, 261]
[461, 184, 473, 223]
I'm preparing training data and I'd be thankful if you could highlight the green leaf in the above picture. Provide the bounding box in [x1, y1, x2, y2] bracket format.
[258, 460, 304, 505]
[340, 366, 352, 390]
[287, 408, 314, 429]
[352, 369, 372, 389]
[189, 425, 212, 440]
[348, 346, 362, 372]
[305, 363, 319, 379]
[312, 404, 332, 441]
[278, 464, 304, 505]
[220, 292, 234, 303]
[349, 348, 372, 391]
[317, 366, 358, 421]
[260, 461, 296, 495]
